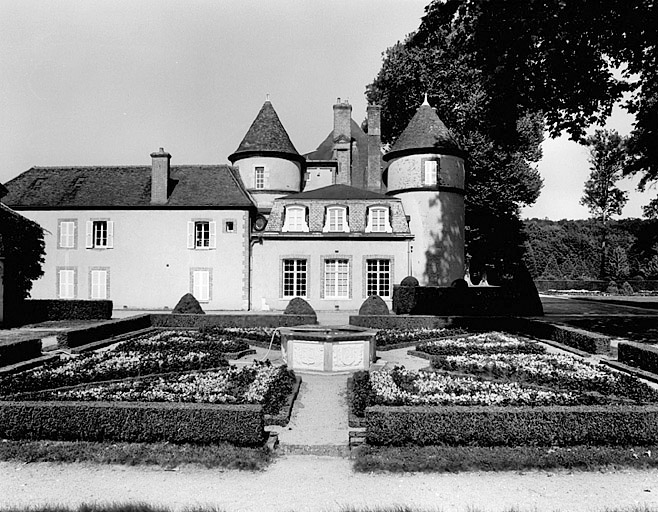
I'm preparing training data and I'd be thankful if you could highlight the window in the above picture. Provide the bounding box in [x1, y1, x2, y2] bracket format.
[324, 259, 349, 298]
[366, 259, 391, 297]
[58, 220, 77, 249]
[424, 160, 438, 186]
[224, 220, 235, 233]
[282, 259, 307, 297]
[85, 220, 114, 249]
[57, 268, 76, 299]
[191, 269, 211, 302]
[365, 207, 392, 233]
[282, 206, 309, 232]
[90, 269, 109, 300]
[323, 206, 349, 233]
[254, 166, 266, 189]
[187, 221, 216, 249]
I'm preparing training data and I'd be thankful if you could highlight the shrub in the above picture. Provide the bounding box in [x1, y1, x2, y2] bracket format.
[606, 280, 620, 294]
[57, 314, 152, 349]
[619, 342, 658, 375]
[0, 401, 265, 446]
[0, 338, 42, 367]
[172, 293, 205, 314]
[365, 405, 658, 446]
[284, 297, 315, 316]
[350, 371, 374, 417]
[400, 276, 419, 287]
[621, 281, 635, 296]
[17, 299, 113, 324]
[152, 314, 313, 329]
[358, 295, 390, 316]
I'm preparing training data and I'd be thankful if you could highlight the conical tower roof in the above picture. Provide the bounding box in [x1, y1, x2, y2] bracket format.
[229, 100, 302, 163]
[383, 98, 463, 161]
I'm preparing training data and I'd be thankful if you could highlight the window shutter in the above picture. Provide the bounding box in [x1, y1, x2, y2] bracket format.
[209, 221, 217, 249]
[344, 207, 350, 233]
[264, 168, 270, 188]
[106, 221, 114, 248]
[85, 221, 93, 248]
[187, 222, 194, 249]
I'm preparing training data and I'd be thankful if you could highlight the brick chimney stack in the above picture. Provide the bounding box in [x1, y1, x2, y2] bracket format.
[366, 104, 382, 192]
[150, 147, 171, 204]
[333, 98, 352, 185]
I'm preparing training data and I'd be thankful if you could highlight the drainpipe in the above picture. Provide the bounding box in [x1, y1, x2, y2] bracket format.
[249, 235, 263, 311]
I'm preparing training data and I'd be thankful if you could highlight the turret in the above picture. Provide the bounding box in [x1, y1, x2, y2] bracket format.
[384, 95, 466, 286]
[228, 98, 305, 211]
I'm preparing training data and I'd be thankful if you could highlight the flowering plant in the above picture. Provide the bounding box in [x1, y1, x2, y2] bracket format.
[374, 327, 467, 347]
[417, 332, 545, 356]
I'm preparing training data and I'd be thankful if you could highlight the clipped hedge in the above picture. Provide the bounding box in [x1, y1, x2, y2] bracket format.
[57, 314, 152, 349]
[0, 400, 265, 446]
[522, 321, 611, 354]
[366, 405, 658, 447]
[20, 299, 113, 323]
[618, 341, 658, 374]
[0, 338, 42, 367]
[151, 313, 316, 329]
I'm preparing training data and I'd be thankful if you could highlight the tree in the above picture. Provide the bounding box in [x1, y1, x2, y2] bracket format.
[607, 246, 631, 281]
[580, 129, 629, 278]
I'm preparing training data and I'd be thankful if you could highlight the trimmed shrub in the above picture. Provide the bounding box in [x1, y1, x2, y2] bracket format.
[172, 293, 205, 314]
[366, 405, 658, 446]
[606, 280, 620, 294]
[350, 371, 374, 417]
[525, 321, 611, 354]
[400, 276, 419, 287]
[0, 401, 265, 446]
[284, 297, 316, 316]
[359, 295, 390, 316]
[57, 314, 152, 349]
[0, 338, 42, 367]
[451, 278, 469, 289]
[618, 342, 658, 374]
[621, 281, 635, 296]
[14, 300, 113, 325]
[152, 313, 315, 329]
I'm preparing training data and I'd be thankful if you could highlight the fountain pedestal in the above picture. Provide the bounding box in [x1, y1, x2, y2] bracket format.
[279, 325, 377, 372]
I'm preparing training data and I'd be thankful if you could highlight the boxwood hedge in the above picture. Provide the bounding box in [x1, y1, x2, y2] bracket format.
[0, 338, 42, 367]
[618, 341, 658, 374]
[366, 405, 658, 446]
[0, 400, 265, 446]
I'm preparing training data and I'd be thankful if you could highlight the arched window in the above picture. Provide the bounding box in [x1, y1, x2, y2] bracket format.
[365, 206, 392, 233]
[323, 206, 349, 233]
[282, 205, 309, 232]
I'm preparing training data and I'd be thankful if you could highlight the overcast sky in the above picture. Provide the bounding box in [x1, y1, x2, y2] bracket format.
[0, 0, 653, 220]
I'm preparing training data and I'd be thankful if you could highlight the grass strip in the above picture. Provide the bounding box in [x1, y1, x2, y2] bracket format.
[0, 439, 271, 470]
[352, 444, 658, 473]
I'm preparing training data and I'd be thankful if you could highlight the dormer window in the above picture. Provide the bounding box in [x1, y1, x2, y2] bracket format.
[366, 206, 392, 233]
[282, 205, 309, 232]
[323, 206, 349, 233]
[424, 160, 438, 186]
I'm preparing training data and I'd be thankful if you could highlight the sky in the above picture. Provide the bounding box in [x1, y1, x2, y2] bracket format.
[0, 0, 654, 220]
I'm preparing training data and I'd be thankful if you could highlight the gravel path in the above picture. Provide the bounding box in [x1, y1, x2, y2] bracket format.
[3, 458, 658, 512]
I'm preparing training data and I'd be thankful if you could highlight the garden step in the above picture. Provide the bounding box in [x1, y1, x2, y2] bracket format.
[277, 444, 350, 457]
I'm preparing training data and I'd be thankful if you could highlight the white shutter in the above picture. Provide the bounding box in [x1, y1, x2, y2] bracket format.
[59, 269, 74, 299]
[91, 270, 107, 299]
[85, 221, 93, 248]
[264, 168, 270, 188]
[106, 221, 114, 248]
[193, 270, 210, 301]
[187, 221, 195, 249]
[209, 221, 217, 249]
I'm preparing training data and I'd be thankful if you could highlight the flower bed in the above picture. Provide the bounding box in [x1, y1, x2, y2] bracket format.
[373, 327, 467, 348]
[415, 332, 545, 356]
[0, 330, 249, 396]
[199, 326, 280, 346]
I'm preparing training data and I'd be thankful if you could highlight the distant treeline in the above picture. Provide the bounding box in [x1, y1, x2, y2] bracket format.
[522, 218, 658, 281]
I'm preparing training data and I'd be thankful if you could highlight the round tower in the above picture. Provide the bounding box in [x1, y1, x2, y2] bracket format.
[228, 99, 305, 211]
[384, 96, 466, 286]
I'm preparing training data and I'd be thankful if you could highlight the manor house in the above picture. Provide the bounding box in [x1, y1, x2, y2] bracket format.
[3, 97, 466, 311]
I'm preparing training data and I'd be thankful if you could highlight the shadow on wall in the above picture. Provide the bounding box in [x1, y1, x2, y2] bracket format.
[425, 193, 464, 285]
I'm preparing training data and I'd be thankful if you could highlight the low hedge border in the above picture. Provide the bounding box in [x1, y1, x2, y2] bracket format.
[365, 404, 658, 446]
[57, 314, 152, 349]
[70, 327, 158, 354]
[0, 400, 265, 446]
[265, 375, 302, 426]
[0, 337, 42, 367]
[9, 299, 113, 326]
[151, 314, 317, 329]
[604, 359, 658, 386]
[0, 354, 59, 377]
[618, 342, 658, 375]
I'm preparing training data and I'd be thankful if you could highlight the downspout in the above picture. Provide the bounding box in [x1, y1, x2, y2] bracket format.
[249, 235, 263, 311]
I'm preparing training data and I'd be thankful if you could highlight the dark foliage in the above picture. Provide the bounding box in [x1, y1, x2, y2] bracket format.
[400, 276, 419, 287]
[283, 297, 316, 316]
[358, 295, 390, 316]
[350, 371, 374, 418]
[172, 293, 205, 315]
[619, 342, 658, 376]
[57, 315, 152, 349]
[0, 338, 42, 367]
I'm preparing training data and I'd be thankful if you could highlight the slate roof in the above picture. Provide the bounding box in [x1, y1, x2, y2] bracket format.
[282, 184, 390, 201]
[229, 101, 301, 163]
[3, 165, 255, 208]
[384, 103, 462, 161]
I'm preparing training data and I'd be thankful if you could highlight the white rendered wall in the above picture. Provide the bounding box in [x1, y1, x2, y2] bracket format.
[234, 156, 302, 209]
[17, 209, 250, 310]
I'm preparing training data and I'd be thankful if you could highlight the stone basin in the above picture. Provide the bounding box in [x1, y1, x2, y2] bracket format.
[278, 325, 377, 373]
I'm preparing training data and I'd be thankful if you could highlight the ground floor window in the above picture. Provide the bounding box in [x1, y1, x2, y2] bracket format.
[57, 268, 76, 299]
[191, 269, 211, 302]
[324, 259, 350, 299]
[283, 259, 307, 297]
[366, 259, 391, 297]
[90, 269, 109, 300]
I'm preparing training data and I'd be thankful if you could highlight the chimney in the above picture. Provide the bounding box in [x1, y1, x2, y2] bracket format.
[333, 98, 352, 185]
[150, 147, 171, 204]
[366, 104, 382, 192]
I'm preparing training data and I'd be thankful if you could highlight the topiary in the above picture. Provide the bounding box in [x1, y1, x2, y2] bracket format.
[451, 278, 469, 289]
[621, 281, 635, 296]
[284, 297, 316, 316]
[358, 295, 390, 316]
[172, 293, 205, 314]
[400, 276, 419, 287]
[606, 280, 619, 295]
